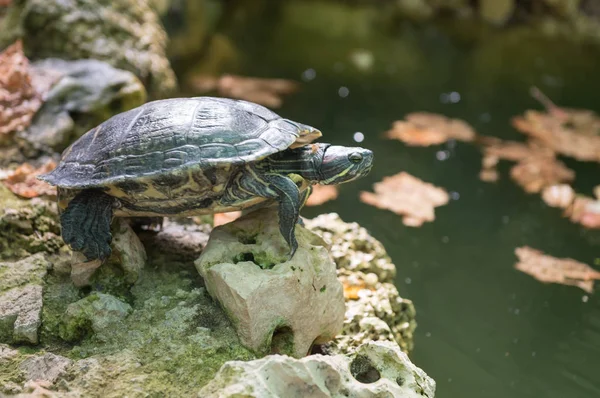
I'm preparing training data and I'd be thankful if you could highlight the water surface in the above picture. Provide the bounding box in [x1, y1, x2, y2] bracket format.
[168, 3, 600, 397]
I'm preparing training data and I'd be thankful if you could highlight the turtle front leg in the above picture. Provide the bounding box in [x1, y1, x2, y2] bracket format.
[61, 189, 115, 261]
[237, 171, 301, 258]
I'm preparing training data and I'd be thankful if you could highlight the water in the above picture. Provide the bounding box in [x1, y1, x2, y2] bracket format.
[167, 2, 600, 397]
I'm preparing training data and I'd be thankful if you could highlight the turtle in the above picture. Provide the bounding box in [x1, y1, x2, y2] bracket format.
[39, 97, 373, 261]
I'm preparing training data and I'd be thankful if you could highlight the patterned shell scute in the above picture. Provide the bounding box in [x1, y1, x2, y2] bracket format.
[42, 97, 301, 188]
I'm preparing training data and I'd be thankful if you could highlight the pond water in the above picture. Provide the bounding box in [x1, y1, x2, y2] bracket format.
[167, 2, 600, 397]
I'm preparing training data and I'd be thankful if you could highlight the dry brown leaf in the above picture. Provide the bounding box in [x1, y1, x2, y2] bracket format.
[565, 196, 600, 229]
[514, 246, 600, 293]
[594, 185, 600, 200]
[0, 41, 45, 140]
[541, 184, 575, 209]
[482, 140, 554, 162]
[385, 112, 476, 146]
[511, 87, 600, 162]
[213, 211, 242, 227]
[306, 185, 338, 206]
[509, 156, 574, 194]
[360, 172, 449, 226]
[2, 160, 57, 198]
[191, 74, 299, 109]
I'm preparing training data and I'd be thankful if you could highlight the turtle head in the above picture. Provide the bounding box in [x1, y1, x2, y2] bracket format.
[318, 145, 373, 185]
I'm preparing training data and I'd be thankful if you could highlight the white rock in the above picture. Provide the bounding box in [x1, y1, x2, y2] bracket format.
[199, 340, 436, 398]
[19, 353, 73, 383]
[108, 219, 147, 284]
[195, 208, 345, 358]
[0, 285, 43, 344]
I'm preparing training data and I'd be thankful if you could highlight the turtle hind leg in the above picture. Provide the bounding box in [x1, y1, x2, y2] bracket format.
[60, 189, 115, 261]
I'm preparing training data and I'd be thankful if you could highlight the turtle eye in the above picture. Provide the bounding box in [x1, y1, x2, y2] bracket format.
[348, 152, 363, 163]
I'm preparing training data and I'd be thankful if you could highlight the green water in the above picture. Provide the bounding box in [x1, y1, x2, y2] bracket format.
[168, 2, 600, 397]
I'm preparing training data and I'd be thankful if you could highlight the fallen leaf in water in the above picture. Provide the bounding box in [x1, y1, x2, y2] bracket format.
[360, 172, 449, 226]
[0, 41, 46, 140]
[511, 88, 600, 162]
[213, 211, 242, 227]
[510, 155, 574, 194]
[514, 246, 600, 293]
[191, 74, 299, 109]
[565, 196, 600, 229]
[2, 160, 57, 198]
[541, 184, 575, 209]
[594, 185, 600, 200]
[0, 0, 12, 6]
[385, 113, 477, 146]
[306, 185, 338, 206]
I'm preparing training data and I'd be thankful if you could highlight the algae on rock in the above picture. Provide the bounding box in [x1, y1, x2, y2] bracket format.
[196, 208, 345, 358]
[0, 185, 61, 261]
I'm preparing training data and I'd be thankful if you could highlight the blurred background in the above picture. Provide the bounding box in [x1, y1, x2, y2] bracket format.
[3, 0, 600, 397]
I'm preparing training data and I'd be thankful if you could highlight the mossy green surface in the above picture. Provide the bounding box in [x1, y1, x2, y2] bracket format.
[0, 186, 62, 261]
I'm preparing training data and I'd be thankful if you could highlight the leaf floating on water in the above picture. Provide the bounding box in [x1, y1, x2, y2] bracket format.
[541, 184, 575, 209]
[385, 112, 477, 146]
[511, 87, 600, 163]
[213, 211, 242, 227]
[2, 160, 57, 198]
[360, 172, 449, 227]
[509, 155, 575, 194]
[190, 74, 299, 109]
[565, 196, 600, 229]
[514, 246, 600, 293]
[306, 185, 338, 206]
[0, 41, 45, 140]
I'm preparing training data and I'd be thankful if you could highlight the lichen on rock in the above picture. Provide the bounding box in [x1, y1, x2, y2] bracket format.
[196, 208, 345, 358]
[0, 185, 61, 260]
[306, 212, 396, 283]
[306, 213, 416, 354]
[200, 340, 436, 398]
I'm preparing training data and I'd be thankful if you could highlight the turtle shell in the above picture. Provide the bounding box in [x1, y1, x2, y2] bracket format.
[40, 97, 321, 189]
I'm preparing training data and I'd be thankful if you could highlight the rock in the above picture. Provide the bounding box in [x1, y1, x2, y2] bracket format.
[106, 219, 147, 284]
[195, 208, 345, 358]
[479, 0, 515, 25]
[0, 285, 43, 344]
[0, 186, 61, 260]
[19, 353, 72, 383]
[199, 340, 436, 398]
[306, 213, 396, 283]
[306, 214, 416, 354]
[331, 275, 417, 355]
[70, 259, 102, 288]
[0, 253, 49, 292]
[12, 0, 176, 96]
[18, 58, 146, 155]
[59, 293, 132, 342]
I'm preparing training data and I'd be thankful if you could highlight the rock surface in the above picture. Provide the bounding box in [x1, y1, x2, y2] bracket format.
[0, 185, 61, 260]
[196, 208, 345, 358]
[306, 213, 416, 354]
[19, 353, 72, 384]
[0, 285, 43, 344]
[18, 58, 146, 155]
[59, 293, 132, 342]
[200, 340, 436, 398]
[306, 213, 397, 283]
[10, 0, 176, 96]
[0, 253, 49, 344]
